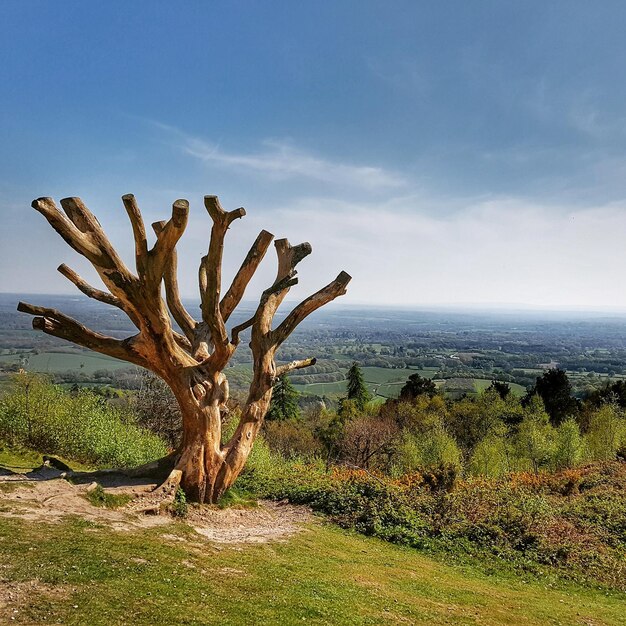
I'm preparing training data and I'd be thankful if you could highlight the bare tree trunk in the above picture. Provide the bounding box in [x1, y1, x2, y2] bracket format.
[167, 384, 271, 503]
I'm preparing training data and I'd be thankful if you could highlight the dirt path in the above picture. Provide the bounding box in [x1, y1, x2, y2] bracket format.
[0, 467, 312, 543]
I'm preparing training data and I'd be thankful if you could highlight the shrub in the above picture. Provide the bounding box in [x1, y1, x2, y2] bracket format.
[263, 419, 321, 458]
[395, 427, 462, 474]
[172, 487, 188, 517]
[469, 434, 511, 478]
[553, 418, 584, 469]
[0, 373, 168, 468]
[513, 404, 555, 474]
[86, 484, 133, 509]
[585, 404, 625, 461]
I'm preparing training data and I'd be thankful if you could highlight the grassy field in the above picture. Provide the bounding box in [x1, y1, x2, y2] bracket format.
[294, 367, 527, 400]
[472, 378, 527, 396]
[293, 366, 438, 399]
[1, 513, 625, 625]
[0, 350, 133, 374]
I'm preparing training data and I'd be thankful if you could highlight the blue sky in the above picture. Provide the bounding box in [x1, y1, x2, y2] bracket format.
[2, 1, 626, 308]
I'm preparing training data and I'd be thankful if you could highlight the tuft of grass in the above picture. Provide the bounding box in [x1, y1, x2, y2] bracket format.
[85, 484, 132, 509]
[217, 487, 259, 509]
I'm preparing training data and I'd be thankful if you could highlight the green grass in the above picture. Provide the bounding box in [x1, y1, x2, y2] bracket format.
[0, 515, 624, 625]
[293, 368, 527, 400]
[472, 378, 527, 396]
[85, 484, 133, 509]
[0, 350, 133, 374]
[0, 442, 44, 471]
[216, 486, 259, 509]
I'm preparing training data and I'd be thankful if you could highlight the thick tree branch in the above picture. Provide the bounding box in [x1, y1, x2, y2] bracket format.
[220, 229, 274, 323]
[272, 271, 352, 346]
[57, 263, 142, 330]
[31, 198, 101, 260]
[121, 194, 149, 275]
[232, 275, 299, 346]
[32, 196, 148, 332]
[17, 301, 146, 367]
[253, 239, 312, 337]
[57, 264, 123, 310]
[149, 199, 189, 285]
[200, 196, 245, 365]
[230, 316, 255, 345]
[152, 220, 197, 342]
[275, 357, 317, 379]
[59, 197, 133, 276]
[172, 331, 193, 354]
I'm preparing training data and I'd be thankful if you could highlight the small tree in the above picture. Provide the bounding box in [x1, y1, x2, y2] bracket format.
[399, 373, 437, 401]
[514, 397, 555, 474]
[553, 417, 583, 469]
[396, 426, 462, 474]
[524, 368, 578, 426]
[134, 371, 182, 447]
[18, 194, 350, 502]
[338, 415, 399, 470]
[343, 362, 371, 412]
[266, 374, 300, 421]
[469, 433, 511, 478]
[487, 380, 511, 400]
[585, 404, 625, 461]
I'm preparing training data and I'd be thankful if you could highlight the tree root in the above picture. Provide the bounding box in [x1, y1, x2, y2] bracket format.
[63, 453, 178, 484]
[132, 469, 183, 515]
[153, 468, 182, 497]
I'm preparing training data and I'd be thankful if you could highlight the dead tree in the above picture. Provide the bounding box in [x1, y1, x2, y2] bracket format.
[18, 194, 350, 503]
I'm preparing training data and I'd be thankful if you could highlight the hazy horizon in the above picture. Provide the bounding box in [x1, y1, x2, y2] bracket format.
[4, 291, 626, 319]
[2, 3, 626, 308]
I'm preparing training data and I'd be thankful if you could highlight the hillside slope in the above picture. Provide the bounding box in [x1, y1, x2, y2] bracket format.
[0, 450, 624, 626]
[2, 515, 625, 625]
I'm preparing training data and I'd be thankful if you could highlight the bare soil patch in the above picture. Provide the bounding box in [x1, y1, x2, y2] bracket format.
[190, 500, 312, 544]
[0, 466, 312, 543]
[0, 579, 70, 624]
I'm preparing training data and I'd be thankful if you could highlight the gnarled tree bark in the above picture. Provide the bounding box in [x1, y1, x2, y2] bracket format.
[19, 194, 350, 503]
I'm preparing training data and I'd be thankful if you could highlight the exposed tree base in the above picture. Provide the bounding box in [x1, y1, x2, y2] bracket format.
[59, 452, 230, 505]
[63, 452, 178, 483]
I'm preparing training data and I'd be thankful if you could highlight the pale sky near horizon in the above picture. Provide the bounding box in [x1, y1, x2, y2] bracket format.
[2, 2, 626, 309]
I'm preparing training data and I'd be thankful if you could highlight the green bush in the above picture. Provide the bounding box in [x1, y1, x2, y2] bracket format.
[468, 434, 511, 478]
[0, 373, 168, 468]
[395, 427, 462, 474]
[585, 404, 625, 461]
[553, 418, 584, 469]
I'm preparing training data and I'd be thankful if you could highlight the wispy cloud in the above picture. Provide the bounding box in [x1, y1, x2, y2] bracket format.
[148, 120, 405, 190]
[184, 137, 406, 189]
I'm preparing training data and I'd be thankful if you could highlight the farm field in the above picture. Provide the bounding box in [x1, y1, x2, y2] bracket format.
[472, 378, 527, 395]
[292, 366, 427, 399]
[0, 350, 133, 374]
[293, 366, 526, 400]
